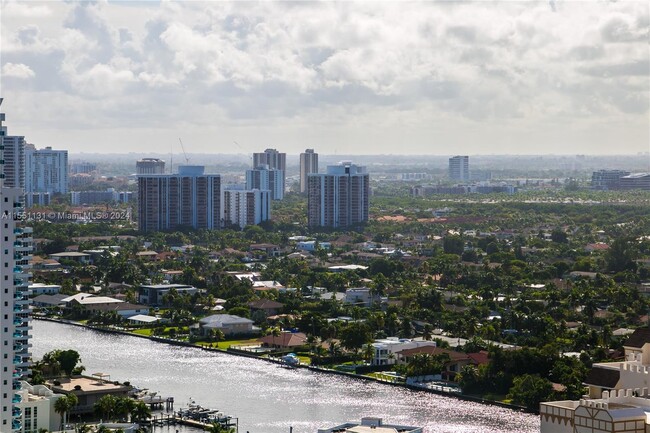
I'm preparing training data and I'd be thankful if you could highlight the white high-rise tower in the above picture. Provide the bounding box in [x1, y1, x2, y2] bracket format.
[0, 98, 33, 433]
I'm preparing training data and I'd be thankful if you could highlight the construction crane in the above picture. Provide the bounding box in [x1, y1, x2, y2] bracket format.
[178, 138, 190, 164]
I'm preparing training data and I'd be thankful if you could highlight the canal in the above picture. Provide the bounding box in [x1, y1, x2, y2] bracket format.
[32, 320, 540, 433]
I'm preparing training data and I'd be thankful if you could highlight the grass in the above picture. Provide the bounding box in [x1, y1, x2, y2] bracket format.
[131, 328, 153, 336]
[193, 338, 261, 350]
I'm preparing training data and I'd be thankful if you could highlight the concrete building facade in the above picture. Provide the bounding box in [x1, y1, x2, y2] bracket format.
[299, 149, 318, 193]
[137, 166, 221, 232]
[222, 185, 271, 229]
[307, 161, 369, 228]
[246, 165, 284, 200]
[449, 155, 470, 182]
[0, 99, 33, 433]
[136, 158, 165, 175]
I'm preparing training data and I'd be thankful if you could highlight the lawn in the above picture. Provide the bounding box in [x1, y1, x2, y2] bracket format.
[193, 338, 261, 350]
[131, 328, 153, 336]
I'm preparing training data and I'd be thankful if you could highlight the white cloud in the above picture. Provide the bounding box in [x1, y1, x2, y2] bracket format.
[0, 0, 647, 154]
[2, 62, 35, 79]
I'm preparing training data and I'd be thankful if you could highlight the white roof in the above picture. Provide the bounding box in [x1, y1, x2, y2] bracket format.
[61, 293, 94, 303]
[77, 296, 123, 305]
[329, 265, 368, 271]
[127, 314, 160, 323]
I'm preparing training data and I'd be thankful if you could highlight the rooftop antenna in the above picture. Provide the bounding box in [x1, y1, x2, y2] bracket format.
[170, 142, 173, 174]
[178, 138, 190, 164]
[234, 140, 253, 167]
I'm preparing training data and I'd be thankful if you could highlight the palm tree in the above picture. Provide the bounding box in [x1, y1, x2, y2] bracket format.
[207, 422, 235, 433]
[54, 394, 78, 431]
[75, 424, 91, 433]
[94, 394, 117, 422]
[130, 400, 152, 423]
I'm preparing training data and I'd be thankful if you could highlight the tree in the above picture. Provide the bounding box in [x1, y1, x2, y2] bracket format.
[57, 350, 81, 377]
[54, 394, 78, 431]
[507, 374, 554, 410]
[130, 400, 152, 423]
[94, 394, 117, 421]
[340, 322, 372, 356]
[605, 238, 637, 273]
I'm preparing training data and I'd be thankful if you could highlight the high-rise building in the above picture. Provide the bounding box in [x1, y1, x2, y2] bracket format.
[0, 98, 33, 433]
[1, 135, 25, 189]
[246, 165, 284, 200]
[253, 149, 286, 193]
[449, 155, 469, 182]
[137, 165, 221, 232]
[253, 148, 286, 173]
[299, 149, 318, 193]
[69, 161, 97, 175]
[591, 170, 631, 190]
[24, 146, 68, 197]
[136, 158, 166, 175]
[308, 161, 369, 228]
[222, 185, 271, 229]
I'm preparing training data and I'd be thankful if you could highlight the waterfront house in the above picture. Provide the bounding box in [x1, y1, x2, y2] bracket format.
[396, 345, 474, 381]
[317, 417, 422, 433]
[371, 338, 437, 366]
[47, 376, 131, 415]
[32, 294, 67, 309]
[192, 314, 255, 337]
[28, 283, 61, 295]
[89, 302, 150, 319]
[258, 332, 308, 349]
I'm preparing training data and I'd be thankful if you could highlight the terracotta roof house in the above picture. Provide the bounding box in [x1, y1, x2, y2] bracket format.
[249, 299, 284, 316]
[258, 332, 308, 349]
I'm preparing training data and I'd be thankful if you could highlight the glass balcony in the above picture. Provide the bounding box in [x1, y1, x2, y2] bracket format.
[12, 394, 21, 404]
[12, 381, 21, 390]
[13, 266, 22, 273]
[13, 228, 23, 235]
[13, 332, 23, 338]
[12, 420, 21, 430]
[12, 407, 21, 417]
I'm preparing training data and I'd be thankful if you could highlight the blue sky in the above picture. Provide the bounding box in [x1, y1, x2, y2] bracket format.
[1, 0, 648, 155]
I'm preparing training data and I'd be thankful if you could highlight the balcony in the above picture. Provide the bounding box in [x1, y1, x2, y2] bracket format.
[22, 227, 32, 234]
[12, 381, 21, 390]
[12, 407, 21, 418]
[12, 394, 21, 404]
[12, 420, 21, 431]
[12, 332, 23, 338]
[13, 228, 23, 235]
[12, 266, 23, 273]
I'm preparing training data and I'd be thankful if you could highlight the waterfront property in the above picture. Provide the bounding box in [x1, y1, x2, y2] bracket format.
[191, 314, 255, 337]
[47, 376, 131, 415]
[317, 417, 423, 433]
[138, 284, 201, 306]
[371, 338, 437, 366]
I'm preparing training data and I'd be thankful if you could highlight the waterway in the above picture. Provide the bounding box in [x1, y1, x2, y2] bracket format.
[32, 321, 540, 433]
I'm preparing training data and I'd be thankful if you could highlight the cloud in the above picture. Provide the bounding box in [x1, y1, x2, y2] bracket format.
[2, 62, 35, 79]
[1, 1, 52, 18]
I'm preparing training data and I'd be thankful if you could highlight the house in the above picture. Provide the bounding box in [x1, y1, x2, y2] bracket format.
[89, 302, 149, 318]
[49, 252, 92, 265]
[258, 332, 308, 349]
[249, 243, 280, 257]
[48, 376, 131, 415]
[396, 345, 474, 381]
[328, 264, 368, 272]
[136, 250, 158, 261]
[296, 241, 331, 251]
[28, 283, 61, 295]
[192, 314, 254, 337]
[32, 294, 67, 308]
[137, 284, 200, 306]
[249, 299, 284, 316]
[344, 287, 385, 307]
[15, 381, 65, 433]
[371, 338, 437, 366]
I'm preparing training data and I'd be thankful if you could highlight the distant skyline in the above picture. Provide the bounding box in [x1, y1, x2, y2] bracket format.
[1, 1, 648, 155]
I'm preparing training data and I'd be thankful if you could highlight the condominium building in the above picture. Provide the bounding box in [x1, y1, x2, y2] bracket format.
[222, 185, 271, 229]
[591, 169, 630, 190]
[246, 165, 284, 200]
[137, 165, 221, 232]
[24, 146, 68, 196]
[307, 161, 369, 228]
[136, 158, 165, 175]
[69, 161, 97, 175]
[1, 135, 25, 189]
[70, 189, 132, 205]
[449, 155, 470, 182]
[0, 98, 33, 433]
[253, 148, 286, 173]
[299, 149, 318, 193]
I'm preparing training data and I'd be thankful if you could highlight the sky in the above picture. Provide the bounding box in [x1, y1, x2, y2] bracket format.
[0, 0, 648, 156]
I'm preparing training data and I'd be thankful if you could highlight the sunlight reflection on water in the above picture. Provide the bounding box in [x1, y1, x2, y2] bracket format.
[33, 321, 540, 433]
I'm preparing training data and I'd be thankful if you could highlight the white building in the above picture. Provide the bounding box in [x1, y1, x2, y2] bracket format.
[24, 146, 68, 197]
[371, 338, 437, 366]
[296, 241, 331, 251]
[246, 165, 284, 200]
[541, 328, 650, 433]
[344, 287, 384, 308]
[308, 162, 369, 228]
[0, 99, 33, 433]
[300, 149, 318, 193]
[28, 283, 60, 296]
[222, 185, 271, 229]
[15, 382, 63, 433]
[317, 417, 422, 433]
